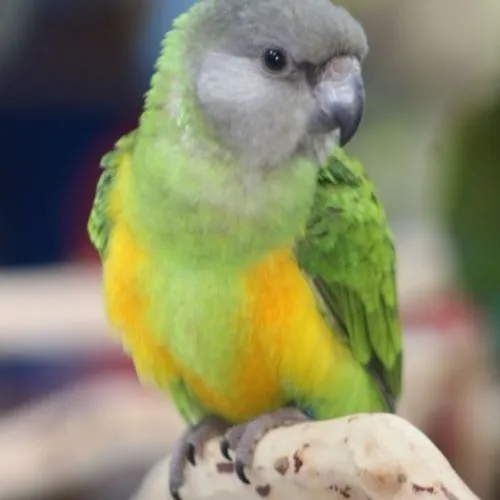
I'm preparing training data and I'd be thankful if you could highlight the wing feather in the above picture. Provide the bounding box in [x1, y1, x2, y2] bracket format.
[87, 131, 138, 259]
[295, 148, 403, 405]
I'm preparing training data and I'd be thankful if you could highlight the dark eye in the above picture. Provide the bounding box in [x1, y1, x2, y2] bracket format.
[262, 48, 288, 73]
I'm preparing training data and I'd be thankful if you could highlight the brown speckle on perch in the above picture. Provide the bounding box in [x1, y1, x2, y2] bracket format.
[331, 485, 351, 498]
[255, 484, 271, 497]
[397, 473, 407, 484]
[412, 484, 436, 494]
[339, 486, 351, 498]
[292, 450, 304, 473]
[216, 462, 235, 474]
[273, 456, 290, 476]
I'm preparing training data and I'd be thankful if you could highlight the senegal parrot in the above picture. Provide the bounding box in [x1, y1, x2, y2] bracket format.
[88, 0, 403, 498]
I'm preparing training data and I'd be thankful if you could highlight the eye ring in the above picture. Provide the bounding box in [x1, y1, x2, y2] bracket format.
[261, 47, 289, 74]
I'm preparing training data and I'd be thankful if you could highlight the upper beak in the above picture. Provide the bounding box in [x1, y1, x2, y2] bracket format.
[307, 56, 365, 146]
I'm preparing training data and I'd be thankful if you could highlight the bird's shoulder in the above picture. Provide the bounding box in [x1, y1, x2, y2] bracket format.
[88, 130, 138, 260]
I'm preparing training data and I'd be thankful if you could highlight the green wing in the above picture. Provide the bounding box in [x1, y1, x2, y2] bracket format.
[295, 148, 403, 406]
[87, 131, 138, 260]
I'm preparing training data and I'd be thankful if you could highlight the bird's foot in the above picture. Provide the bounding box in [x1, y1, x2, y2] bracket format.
[220, 407, 309, 484]
[169, 415, 230, 500]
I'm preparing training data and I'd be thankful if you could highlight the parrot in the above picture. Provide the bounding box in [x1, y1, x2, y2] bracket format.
[87, 0, 403, 498]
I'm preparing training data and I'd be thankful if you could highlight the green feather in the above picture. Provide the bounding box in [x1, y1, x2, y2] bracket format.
[295, 147, 403, 402]
[87, 130, 210, 425]
[87, 131, 138, 259]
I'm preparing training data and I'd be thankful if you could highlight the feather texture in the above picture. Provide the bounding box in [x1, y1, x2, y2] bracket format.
[295, 147, 403, 403]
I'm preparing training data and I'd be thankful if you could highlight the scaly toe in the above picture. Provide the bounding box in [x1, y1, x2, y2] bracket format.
[187, 415, 230, 464]
[169, 439, 191, 500]
[224, 407, 310, 485]
[168, 415, 230, 499]
[220, 422, 247, 460]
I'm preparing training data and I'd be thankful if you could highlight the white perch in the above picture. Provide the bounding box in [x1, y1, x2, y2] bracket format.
[133, 413, 479, 500]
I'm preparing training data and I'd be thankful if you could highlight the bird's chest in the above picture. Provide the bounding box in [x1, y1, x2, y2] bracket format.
[147, 264, 246, 377]
[107, 234, 335, 422]
[143, 257, 288, 420]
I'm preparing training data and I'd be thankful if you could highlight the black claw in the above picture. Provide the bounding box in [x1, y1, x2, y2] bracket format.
[235, 460, 250, 485]
[220, 439, 232, 461]
[186, 443, 197, 466]
[169, 486, 182, 500]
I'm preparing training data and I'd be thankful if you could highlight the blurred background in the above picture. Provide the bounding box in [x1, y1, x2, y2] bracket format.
[1, 0, 500, 498]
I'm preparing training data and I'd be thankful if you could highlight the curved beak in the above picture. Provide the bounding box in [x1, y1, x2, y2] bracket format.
[307, 56, 365, 146]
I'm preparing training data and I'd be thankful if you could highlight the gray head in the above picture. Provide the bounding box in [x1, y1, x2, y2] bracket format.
[183, 0, 368, 168]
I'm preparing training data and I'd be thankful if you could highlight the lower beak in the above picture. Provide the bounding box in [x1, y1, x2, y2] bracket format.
[308, 56, 365, 147]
